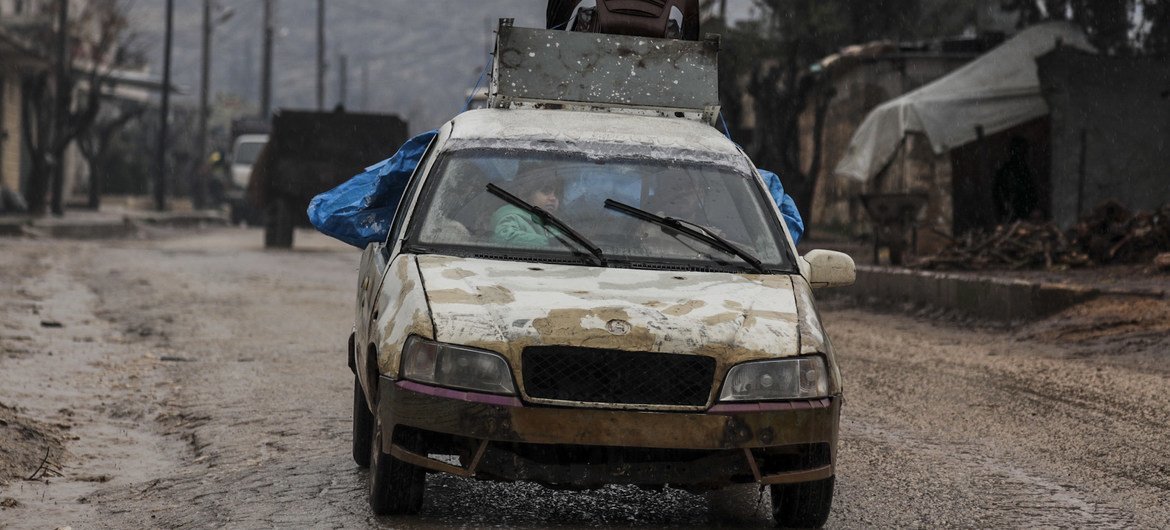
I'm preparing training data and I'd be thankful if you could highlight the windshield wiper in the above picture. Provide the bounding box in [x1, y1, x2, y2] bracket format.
[486, 183, 607, 267]
[604, 198, 767, 273]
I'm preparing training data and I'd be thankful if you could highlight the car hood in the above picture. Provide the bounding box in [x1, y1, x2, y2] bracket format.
[415, 255, 802, 367]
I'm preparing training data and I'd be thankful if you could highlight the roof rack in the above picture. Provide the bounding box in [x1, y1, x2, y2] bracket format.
[487, 19, 721, 125]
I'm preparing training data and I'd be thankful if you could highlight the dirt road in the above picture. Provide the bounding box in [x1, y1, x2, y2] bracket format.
[1, 229, 1167, 528]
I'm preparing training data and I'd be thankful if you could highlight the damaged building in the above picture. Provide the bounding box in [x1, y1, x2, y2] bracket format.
[822, 21, 1170, 258]
[798, 34, 1003, 242]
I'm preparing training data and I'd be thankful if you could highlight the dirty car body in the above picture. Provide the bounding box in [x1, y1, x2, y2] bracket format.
[350, 108, 852, 521]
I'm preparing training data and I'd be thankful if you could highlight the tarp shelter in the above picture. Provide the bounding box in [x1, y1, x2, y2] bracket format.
[835, 22, 1095, 182]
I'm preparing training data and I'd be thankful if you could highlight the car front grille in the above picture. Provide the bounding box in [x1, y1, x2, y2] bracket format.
[521, 346, 715, 407]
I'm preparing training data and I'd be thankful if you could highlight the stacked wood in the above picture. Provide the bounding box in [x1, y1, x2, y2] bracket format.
[915, 221, 1089, 270]
[915, 201, 1170, 271]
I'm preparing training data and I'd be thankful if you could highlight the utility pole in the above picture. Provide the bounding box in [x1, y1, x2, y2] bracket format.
[155, 0, 174, 212]
[243, 38, 254, 102]
[971, 0, 981, 34]
[316, 0, 325, 110]
[337, 53, 348, 108]
[260, 0, 274, 119]
[50, 0, 68, 216]
[195, 0, 212, 209]
[360, 64, 369, 112]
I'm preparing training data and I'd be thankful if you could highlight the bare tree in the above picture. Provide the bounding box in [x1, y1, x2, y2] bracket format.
[20, 0, 131, 216]
[77, 101, 145, 209]
[1001, 0, 1167, 55]
[744, 41, 835, 229]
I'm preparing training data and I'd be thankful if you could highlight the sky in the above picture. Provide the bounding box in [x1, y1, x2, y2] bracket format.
[128, 0, 759, 134]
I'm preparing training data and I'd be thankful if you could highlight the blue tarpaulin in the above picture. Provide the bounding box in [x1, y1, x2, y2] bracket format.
[759, 169, 804, 244]
[307, 130, 438, 248]
[308, 132, 804, 248]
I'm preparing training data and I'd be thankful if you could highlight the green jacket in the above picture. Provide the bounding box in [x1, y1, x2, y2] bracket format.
[491, 205, 563, 248]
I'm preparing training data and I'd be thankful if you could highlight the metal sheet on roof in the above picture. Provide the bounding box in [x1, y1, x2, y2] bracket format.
[488, 21, 720, 123]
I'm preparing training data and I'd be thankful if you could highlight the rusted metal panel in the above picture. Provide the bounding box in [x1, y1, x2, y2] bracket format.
[489, 22, 720, 123]
[405, 443, 832, 488]
[382, 379, 839, 451]
[389, 439, 489, 478]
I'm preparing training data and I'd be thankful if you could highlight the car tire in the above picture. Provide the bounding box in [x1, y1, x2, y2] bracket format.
[368, 418, 426, 515]
[264, 197, 294, 248]
[770, 475, 834, 529]
[352, 375, 373, 468]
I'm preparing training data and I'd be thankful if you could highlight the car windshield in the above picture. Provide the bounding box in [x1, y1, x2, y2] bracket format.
[233, 142, 265, 165]
[408, 148, 794, 273]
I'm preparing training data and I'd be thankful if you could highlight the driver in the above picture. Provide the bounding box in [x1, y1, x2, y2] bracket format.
[491, 167, 565, 248]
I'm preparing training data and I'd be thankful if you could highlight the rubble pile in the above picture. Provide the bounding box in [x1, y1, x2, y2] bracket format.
[915, 201, 1170, 271]
[915, 220, 1089, 270]
[1072, 200, 1170, 265]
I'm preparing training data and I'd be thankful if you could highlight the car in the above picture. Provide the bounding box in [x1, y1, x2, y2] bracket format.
[230, 133, 269, 191]
[221, 133, 268, 225]
[348, 106, 856, 527]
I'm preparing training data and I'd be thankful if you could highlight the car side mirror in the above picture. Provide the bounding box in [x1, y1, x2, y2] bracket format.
[803, 249, 855, 289]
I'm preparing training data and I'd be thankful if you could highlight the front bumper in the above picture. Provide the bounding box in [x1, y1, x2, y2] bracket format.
[377, 376, 839, 487]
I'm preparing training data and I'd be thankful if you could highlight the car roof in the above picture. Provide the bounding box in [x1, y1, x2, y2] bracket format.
[446, 108, 742, 159]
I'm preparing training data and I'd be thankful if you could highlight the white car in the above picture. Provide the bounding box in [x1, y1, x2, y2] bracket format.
[349, 108, 854, 527]
[230, 134, 268, 189]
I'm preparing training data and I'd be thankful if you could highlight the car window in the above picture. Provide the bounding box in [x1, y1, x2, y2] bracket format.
[233, 142, 265, 165]
[408, 148, 793, 272]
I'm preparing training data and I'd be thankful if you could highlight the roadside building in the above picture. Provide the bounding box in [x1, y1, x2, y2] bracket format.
[834, 22, 1098, 252]
[0, 0, 169, 212]
[797, 35, 1002, 239]
[0, 5, 50, 206]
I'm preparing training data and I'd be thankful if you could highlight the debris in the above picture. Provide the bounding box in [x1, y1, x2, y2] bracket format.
[1155, 253, 1170, 271]
[914, 220, 1090, 270]
[26, 447, 51, 480]
[916, 201, 1170, 271]
[0, 497, 19, 509]
[1072, 200, 1170, 264]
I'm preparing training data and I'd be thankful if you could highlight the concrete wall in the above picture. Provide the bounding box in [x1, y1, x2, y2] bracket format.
[1039, 49, 1170, 227]
[842, 265, 1102, 322]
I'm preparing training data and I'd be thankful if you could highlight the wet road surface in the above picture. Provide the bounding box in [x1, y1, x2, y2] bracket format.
[0, 228, 1166, 528]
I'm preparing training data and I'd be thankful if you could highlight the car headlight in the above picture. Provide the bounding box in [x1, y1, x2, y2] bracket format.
[718, 356, 829, 401]
[401, 336, 517, 395]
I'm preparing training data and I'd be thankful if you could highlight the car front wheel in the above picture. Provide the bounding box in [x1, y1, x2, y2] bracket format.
[770, 475, 834, 528]
[368, 417, 426, 515]
[352, 375, 373, 467]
